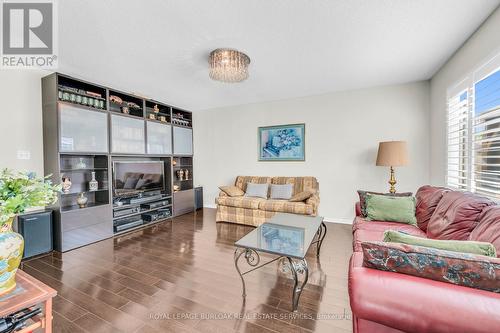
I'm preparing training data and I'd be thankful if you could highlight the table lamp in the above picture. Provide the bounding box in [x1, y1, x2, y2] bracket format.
[376, 141, 409, 193]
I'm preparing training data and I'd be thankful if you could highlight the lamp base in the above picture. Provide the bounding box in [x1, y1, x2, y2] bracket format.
[388, 166, 397, 194]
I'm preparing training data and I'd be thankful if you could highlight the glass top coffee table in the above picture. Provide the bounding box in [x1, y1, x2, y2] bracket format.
[234, 213, 326, 311]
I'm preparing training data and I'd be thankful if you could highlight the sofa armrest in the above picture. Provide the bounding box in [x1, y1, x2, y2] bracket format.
[349, 252, 500, 333]
[355, 202, 361, 216]
[215, 191, 228, 205]
[306, 193, 320, 215]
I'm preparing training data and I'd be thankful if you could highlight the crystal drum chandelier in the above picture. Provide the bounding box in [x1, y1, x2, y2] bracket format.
[209, 48, 250, 83]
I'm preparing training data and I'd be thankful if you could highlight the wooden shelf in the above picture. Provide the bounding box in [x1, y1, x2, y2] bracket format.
[60, 201, 109, 212]
[60, 167, 108, 172]
[60, 188, 109, 196]
[112, 204, 172, 220]
[113, 217, 172, 236]
[58, 100, 107, 113]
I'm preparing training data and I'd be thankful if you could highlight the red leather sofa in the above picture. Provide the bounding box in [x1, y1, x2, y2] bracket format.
[348, 186, 500, 333]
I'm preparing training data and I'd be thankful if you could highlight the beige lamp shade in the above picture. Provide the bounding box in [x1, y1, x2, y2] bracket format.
[376, 141, 409, 167]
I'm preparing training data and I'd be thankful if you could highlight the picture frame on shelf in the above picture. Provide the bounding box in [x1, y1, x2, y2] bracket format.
[258, 123, 305, 161]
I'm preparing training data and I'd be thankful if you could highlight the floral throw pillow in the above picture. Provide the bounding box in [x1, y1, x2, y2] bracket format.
[361, 241, 500, 293]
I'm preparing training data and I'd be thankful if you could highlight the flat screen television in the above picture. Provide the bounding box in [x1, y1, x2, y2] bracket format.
[113, 161, 164, 196]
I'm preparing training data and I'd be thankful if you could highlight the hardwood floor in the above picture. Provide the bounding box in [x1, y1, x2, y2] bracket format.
[21, 208, 353, 333]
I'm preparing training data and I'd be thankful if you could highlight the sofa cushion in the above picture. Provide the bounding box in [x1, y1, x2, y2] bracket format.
[383, 230, 497, 257]
[352, 216, 426, 252]
[357, 190, 412, 217]
[470, 205, 500, 257]
[244, 182, 269, 199]
[349, 252, 500, 333]
[427, 191, 494, 240]
[216, 196, 264, 209]
[234, 176, 271, 192]
[270, 184, 293, 200]
[361, 241, 500, 293]
[289, 190, 315, 202]
[218, 186, 244, 197]
[415, 185, 450, 232]
[258, 199, 313, 215]
[365, 194, 417, 226]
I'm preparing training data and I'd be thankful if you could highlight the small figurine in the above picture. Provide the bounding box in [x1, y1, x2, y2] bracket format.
[62, 176, 72, 193]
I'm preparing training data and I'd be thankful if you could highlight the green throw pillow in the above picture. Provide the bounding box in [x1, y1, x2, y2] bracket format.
[365, 193, 417, 226]
[383, 230, 497, 257]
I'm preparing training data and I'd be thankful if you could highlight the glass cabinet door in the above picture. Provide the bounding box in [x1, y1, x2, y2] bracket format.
[59, 104, 108, 153]
[173, 126, 193, 155]
[147, 121, 172, 154]
[111, 114, 145, 154]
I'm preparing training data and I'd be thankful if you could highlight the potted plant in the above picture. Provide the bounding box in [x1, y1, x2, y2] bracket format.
[0, 169, 60, 295]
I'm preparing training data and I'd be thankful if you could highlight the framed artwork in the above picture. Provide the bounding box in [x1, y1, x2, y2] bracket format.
[258, 123, 305, 161]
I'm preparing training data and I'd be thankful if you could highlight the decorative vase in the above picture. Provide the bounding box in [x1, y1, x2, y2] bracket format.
[62, 176, 72, 193]
[89, 172, 98, 192]
[76, 157, 87, 169]
[0, 217, 24, 295]
[184, 169, 189, 180]
[176, 169, 184, 181]
[77, 193, 88, 208]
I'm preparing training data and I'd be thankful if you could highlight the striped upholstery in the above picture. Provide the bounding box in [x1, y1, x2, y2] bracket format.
[216, 196, 264, 209]
[271, 176, 318, 195]
[258, 199, 313, 215]
[216, 206, 276, 227]
[216, 176, 320, 226]
[235, 176, 271, 191]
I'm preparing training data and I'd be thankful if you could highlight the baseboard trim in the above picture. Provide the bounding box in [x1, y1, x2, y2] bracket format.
[204, 205, 352, 225]
[324, 217, 352, 225]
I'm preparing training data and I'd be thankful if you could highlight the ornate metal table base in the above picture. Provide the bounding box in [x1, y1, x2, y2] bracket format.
[313, 222, 327, 257]
[234, 222, 326, 312]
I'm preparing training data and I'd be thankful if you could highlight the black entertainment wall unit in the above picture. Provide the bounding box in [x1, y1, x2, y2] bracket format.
[41, 73, 195, 252]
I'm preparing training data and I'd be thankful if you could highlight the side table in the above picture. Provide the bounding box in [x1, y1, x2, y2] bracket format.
[0, 270, 57, 333]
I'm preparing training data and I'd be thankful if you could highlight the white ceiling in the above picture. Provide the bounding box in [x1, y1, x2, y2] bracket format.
[58, 0, 500, 111]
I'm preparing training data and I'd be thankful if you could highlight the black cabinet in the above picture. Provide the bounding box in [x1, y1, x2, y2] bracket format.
[15, 210, 53, 259]
[195, 186, 203, 210]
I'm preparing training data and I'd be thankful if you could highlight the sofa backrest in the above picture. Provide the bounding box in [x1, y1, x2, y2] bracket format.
[415, 185, 450, 232]
[234, 176, 271, 192]
[234, 176, 319, 196]
[470, 205, 500, 257]
[426, 190, 494, 240]
[271, 176, 319, 196]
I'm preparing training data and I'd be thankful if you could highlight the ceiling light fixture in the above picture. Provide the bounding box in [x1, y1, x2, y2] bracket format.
[209, 48, 250, 83]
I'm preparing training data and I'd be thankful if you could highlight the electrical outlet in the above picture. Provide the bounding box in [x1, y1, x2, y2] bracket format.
[16, 150, 31, 160]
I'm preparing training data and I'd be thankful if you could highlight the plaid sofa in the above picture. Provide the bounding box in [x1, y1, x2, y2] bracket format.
[215, 176, 320, 226]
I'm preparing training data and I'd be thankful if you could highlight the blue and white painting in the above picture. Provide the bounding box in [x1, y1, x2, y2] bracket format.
[259, 124, 305, 161]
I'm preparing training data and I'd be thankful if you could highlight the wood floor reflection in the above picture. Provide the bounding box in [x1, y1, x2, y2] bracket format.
[21, 208, 353, 333]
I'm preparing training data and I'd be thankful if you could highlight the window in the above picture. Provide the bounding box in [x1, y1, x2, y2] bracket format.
[447, 54, 500, 198]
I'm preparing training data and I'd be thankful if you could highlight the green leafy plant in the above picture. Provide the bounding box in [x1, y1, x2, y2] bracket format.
[0, 169, 61, 225]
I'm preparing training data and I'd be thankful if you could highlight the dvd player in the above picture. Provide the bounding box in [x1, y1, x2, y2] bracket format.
[141, 200, 170, 210]
[113, 207, 140, 218]
[130, 194, 163, 204]
[114, 216, 143, 232]
[142, 208, 171, 222]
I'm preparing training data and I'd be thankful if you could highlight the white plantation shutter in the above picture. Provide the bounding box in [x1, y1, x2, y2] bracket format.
[447, 89, 470, 190]
[446, 52, 500, 199]
[471, 63, 500, 198]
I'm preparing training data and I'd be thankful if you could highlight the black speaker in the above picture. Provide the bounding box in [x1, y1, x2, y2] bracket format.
[195, 186, 203, 210]
[16, 210, 53, 259]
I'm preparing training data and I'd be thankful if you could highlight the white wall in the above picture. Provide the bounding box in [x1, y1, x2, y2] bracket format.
[0, 70, 49, 176]
[193, 81, 430, 222]
[430, 7, 500, 185]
